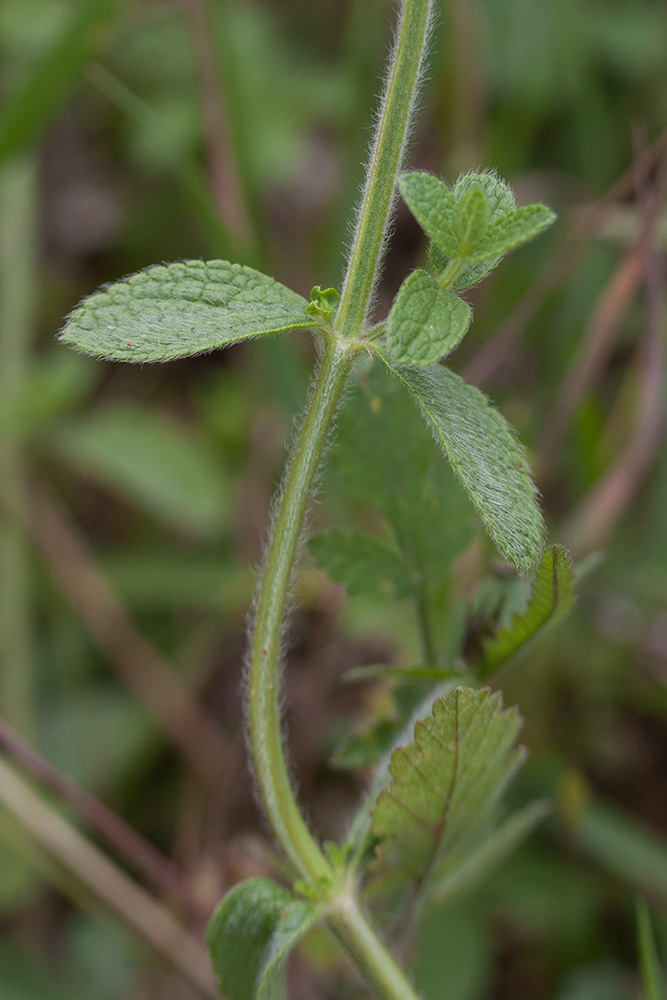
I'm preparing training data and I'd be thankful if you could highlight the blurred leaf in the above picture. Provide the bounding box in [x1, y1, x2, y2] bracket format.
[387, 269, 471, 366]
[378, 354, 544, 573]
[366, 688, 524, 900]
[52, 403, 232, 538]
[206, 878, 319, 1000]
[0, 0, 122, 163]
[576, 802, 667, 902]
[40, 688, 151, 791]
[636, 898, 665, 1000]
[479, 545, 576, 675]
[59, 260, 312, 363]
[309, 528, 408, 597]
[430, 799, 550, 907]
[415, 898, 492, 1000]
[0, 350, 99, 439]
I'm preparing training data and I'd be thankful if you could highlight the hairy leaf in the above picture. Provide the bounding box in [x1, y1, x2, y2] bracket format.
[468, 204, 556, 261]
[452, 172, 515, 288]
[367, 687, 524, 898]
[453, 171, 514, 218]
[388, 269, 471, 365]
[430, 799, 550, 906]
[398, 173, 459, 257]
[60, 260, 313, 362]
[378, 354, 544, 573]
[480, 545, 576, 675]
[456, 186, 490, 256]
[308, 528, 408, 597]
[206, 878, 318, 1000]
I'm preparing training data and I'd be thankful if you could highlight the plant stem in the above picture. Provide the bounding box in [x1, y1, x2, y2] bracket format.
[335, 0, 433, 340]
[329, 895, 422, 1000]
[246, 3, 433, 996]
[248, 336, 356, 881]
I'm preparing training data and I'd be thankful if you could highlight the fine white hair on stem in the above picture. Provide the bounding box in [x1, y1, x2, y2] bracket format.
[339, 0, 436, 329]
[242, 338, 355, 814]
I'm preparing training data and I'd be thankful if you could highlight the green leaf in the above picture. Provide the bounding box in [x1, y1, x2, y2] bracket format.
[452, 173, 513, 288]
[387, 269, 471, 366]
[0, 0, 122, 164]
[479, 545, 576, 675]
[206, 878, 319, 1000]
[367, 687, 524, 899]
[378, 354, 544, 574]
[398, 172, 459, 257]
[59, 260, 313, 362]
[327, 366, 475, 597]
[456, 186, 490, 256]
[308, 528, 408, 597]
[466, 204, 556, 261]
[430, 799, 550, 906]
[453, 171, 514, 217]
[636, 898, 665, 1000]
[51, 403, 231, 538]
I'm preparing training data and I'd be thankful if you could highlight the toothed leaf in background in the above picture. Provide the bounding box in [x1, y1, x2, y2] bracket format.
[388, 269, 471, 365]
[378, 354, 544, 574]
[308, 528, 409, 597]
[51, 403, 232, 539]
[322, 365, 475, 599]
[479, 545, 576, 676]
[366, 688, 524, 900]
[398, 172, 459, 257]
[455, 186, 490, 256]
[466, 204, 556, 261]
[206, 878, 319, 1000]
[59, 260, 313, 362]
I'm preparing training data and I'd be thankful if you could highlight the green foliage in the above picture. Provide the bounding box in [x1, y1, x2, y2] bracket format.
[316, 365, 474, 597]
[636, 898, 665, 1000]
[387, 268, 471, 365]
[0, 0, 123, 164]
[379, 354, 544, 573]
[479, 545, 576, 675]
[59, 260, 313, 362]
[52, 403, 231, 538]
[398, 170, 555, 290]
[364, 687, 525, 900]
[308, 528, 407, 597]
[429, 799, 550, 907]
[466, 203, 556, 261]
[206, 878, 319, 1000]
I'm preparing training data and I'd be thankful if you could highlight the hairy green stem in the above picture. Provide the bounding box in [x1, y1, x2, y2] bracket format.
[328, 895, 422, 1000]
[246, 2, 433, 996]
[335, 0, 433, 340]
[248, 336, 355, 882]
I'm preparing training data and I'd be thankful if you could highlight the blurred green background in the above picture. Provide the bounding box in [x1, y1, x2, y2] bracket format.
[0, 0, 666, 997]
